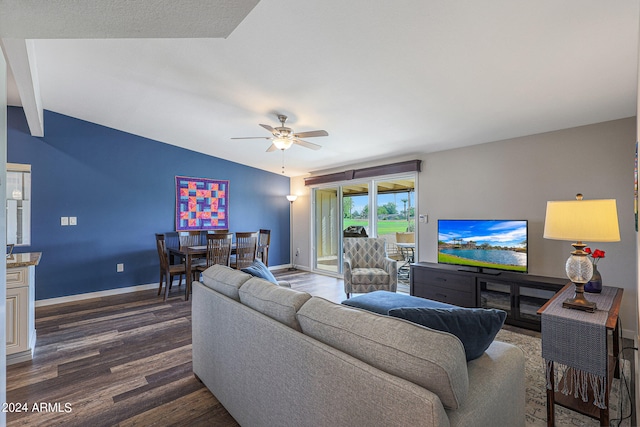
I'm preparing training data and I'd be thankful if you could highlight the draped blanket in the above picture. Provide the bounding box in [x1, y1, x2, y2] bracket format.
[541, 285, 617, 409]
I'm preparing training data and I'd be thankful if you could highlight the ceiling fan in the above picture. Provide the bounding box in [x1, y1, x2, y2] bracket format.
[232, 114, 328, 152]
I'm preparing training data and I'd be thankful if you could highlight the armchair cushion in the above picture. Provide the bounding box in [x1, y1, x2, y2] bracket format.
[388, 307, 507, 361]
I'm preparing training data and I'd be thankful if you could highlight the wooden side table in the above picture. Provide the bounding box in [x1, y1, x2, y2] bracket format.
[537, 283, 623, 426]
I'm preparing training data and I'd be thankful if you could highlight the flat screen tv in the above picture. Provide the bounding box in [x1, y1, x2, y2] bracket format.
[437, 219, 528, 273]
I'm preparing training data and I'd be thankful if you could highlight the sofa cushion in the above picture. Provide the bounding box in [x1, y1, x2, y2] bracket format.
[388, 307, 507, 361]
[239, 277, 311, 332]
[241, 259, 278, 284]
[201, 264, 252, 301]
[297, 296, 469, 410]
[342, 290, 456, 315]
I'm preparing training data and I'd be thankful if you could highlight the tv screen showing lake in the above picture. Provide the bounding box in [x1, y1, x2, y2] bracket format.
[439, 249, 526, 267]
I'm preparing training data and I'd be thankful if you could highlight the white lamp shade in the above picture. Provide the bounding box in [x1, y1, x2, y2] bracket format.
[273, 138, 293, 150]
[543, 199, 620, 242]
[286, 194, 298, 202]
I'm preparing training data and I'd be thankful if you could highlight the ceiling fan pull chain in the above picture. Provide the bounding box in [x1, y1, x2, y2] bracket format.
[281, 149, 285, 174]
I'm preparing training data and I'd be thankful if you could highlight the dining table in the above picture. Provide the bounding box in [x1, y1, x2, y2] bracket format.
[167, 237, 268, 301]
[167, 244, 208, 301]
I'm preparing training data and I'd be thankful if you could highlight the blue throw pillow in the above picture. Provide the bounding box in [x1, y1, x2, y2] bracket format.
[387, 307, 506, 361]
[341, 290, 456, 315]
[241, 259, 278, 285]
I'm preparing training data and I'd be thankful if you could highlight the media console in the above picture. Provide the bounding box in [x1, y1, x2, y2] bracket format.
[410, 262, 568, 331]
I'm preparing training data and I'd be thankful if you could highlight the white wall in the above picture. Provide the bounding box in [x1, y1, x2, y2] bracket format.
[293, 117, 638, 336]
[0, 48, 8, 427]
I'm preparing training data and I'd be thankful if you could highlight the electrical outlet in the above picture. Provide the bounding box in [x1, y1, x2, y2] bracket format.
[69, 216, 77, 226]
[117, 263, 124, 273]
[61, 216, 69, 226]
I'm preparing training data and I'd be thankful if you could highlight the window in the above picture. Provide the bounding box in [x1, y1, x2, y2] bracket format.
[6, 163, 31, 246]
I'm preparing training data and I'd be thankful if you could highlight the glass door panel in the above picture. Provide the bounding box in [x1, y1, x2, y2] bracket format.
[375, 179, 415, 281]
[342, 183, 370, 238]
[314, 187, 340, 273]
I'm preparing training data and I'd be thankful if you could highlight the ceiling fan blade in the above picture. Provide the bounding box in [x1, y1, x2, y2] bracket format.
[292, 130, 328, 138]
[293, 139, 322, 150]
[231, 136, 273, 140]
[259, 124, 277, 134]
[266, 143, 279, 152]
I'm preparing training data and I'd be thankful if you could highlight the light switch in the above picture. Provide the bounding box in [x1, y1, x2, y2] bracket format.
[61, 217, 69, 226]
[69, 217, 77, 226]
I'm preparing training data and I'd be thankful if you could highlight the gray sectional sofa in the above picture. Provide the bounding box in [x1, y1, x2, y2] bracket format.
[192, 265, 525, 427]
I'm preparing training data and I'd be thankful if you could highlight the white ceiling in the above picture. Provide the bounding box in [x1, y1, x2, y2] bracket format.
[2, 0, 639, 177]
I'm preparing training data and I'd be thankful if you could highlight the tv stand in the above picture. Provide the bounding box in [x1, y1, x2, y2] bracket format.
[411, 262, 567, 331]
[458, 267, 502, 276]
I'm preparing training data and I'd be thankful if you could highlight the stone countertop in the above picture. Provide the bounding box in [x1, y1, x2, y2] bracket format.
[7, 252, 42, 268]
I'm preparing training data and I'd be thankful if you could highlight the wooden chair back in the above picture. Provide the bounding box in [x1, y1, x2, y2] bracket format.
[164, 231, 180, 250]
[213, 229, 230, 234]
[155, 233, 170, 271]
[205, 233, 233, 267]
[257, 229, 271, 266]
[233, 231, 258, 270]
[180, 231, 207, 246]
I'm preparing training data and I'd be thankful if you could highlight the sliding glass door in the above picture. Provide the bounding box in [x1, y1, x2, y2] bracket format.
[312, 174, 416, 277]
[314, 187, 340, 273]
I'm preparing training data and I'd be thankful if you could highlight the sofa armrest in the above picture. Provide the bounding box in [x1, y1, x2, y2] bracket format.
[448, 341, 525, 427]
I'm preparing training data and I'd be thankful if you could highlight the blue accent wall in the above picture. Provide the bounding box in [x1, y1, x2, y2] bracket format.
[7, 107, 291, 300]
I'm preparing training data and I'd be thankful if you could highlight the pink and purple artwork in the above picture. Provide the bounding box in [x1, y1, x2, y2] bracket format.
[175, 176, 229, 231]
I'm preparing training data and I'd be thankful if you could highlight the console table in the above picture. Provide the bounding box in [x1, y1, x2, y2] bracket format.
[410, 262, 567, 330]
[537, 283, 623, 426]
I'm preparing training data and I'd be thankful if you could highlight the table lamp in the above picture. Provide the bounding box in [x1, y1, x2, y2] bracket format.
[543, 194, 620, 312]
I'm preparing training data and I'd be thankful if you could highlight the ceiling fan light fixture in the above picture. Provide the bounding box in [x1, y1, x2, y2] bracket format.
[273, 137, 293, 150]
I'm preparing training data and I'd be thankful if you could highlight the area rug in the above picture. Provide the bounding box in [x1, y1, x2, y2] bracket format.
[495, 329, 632, 426]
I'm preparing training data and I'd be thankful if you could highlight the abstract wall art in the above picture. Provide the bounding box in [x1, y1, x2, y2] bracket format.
[175, 176, 229, 231]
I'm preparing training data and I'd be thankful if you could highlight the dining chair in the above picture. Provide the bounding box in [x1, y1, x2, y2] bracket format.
[396, 232, 415, 279]
[156, 233, 191, 301]
[256, 229, 271, 267]
[230, 231, 258, 270]
[178, 231, 208, 267]
[197, 233, 233, 272]
[213, 229, 230, 234]
[164, 231, 180, 249]
[180, 230, 207, 247]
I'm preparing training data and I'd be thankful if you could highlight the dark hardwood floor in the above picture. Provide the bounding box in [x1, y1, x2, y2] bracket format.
[6, 269, 344, 427]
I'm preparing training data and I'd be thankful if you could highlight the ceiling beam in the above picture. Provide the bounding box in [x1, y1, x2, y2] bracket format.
[0, 39, 43, 137]
[0, 0, 260, 39]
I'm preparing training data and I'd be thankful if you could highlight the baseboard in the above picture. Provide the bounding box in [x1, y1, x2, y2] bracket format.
[35, 265, 303, 307]
[35, 283, 159, 307]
